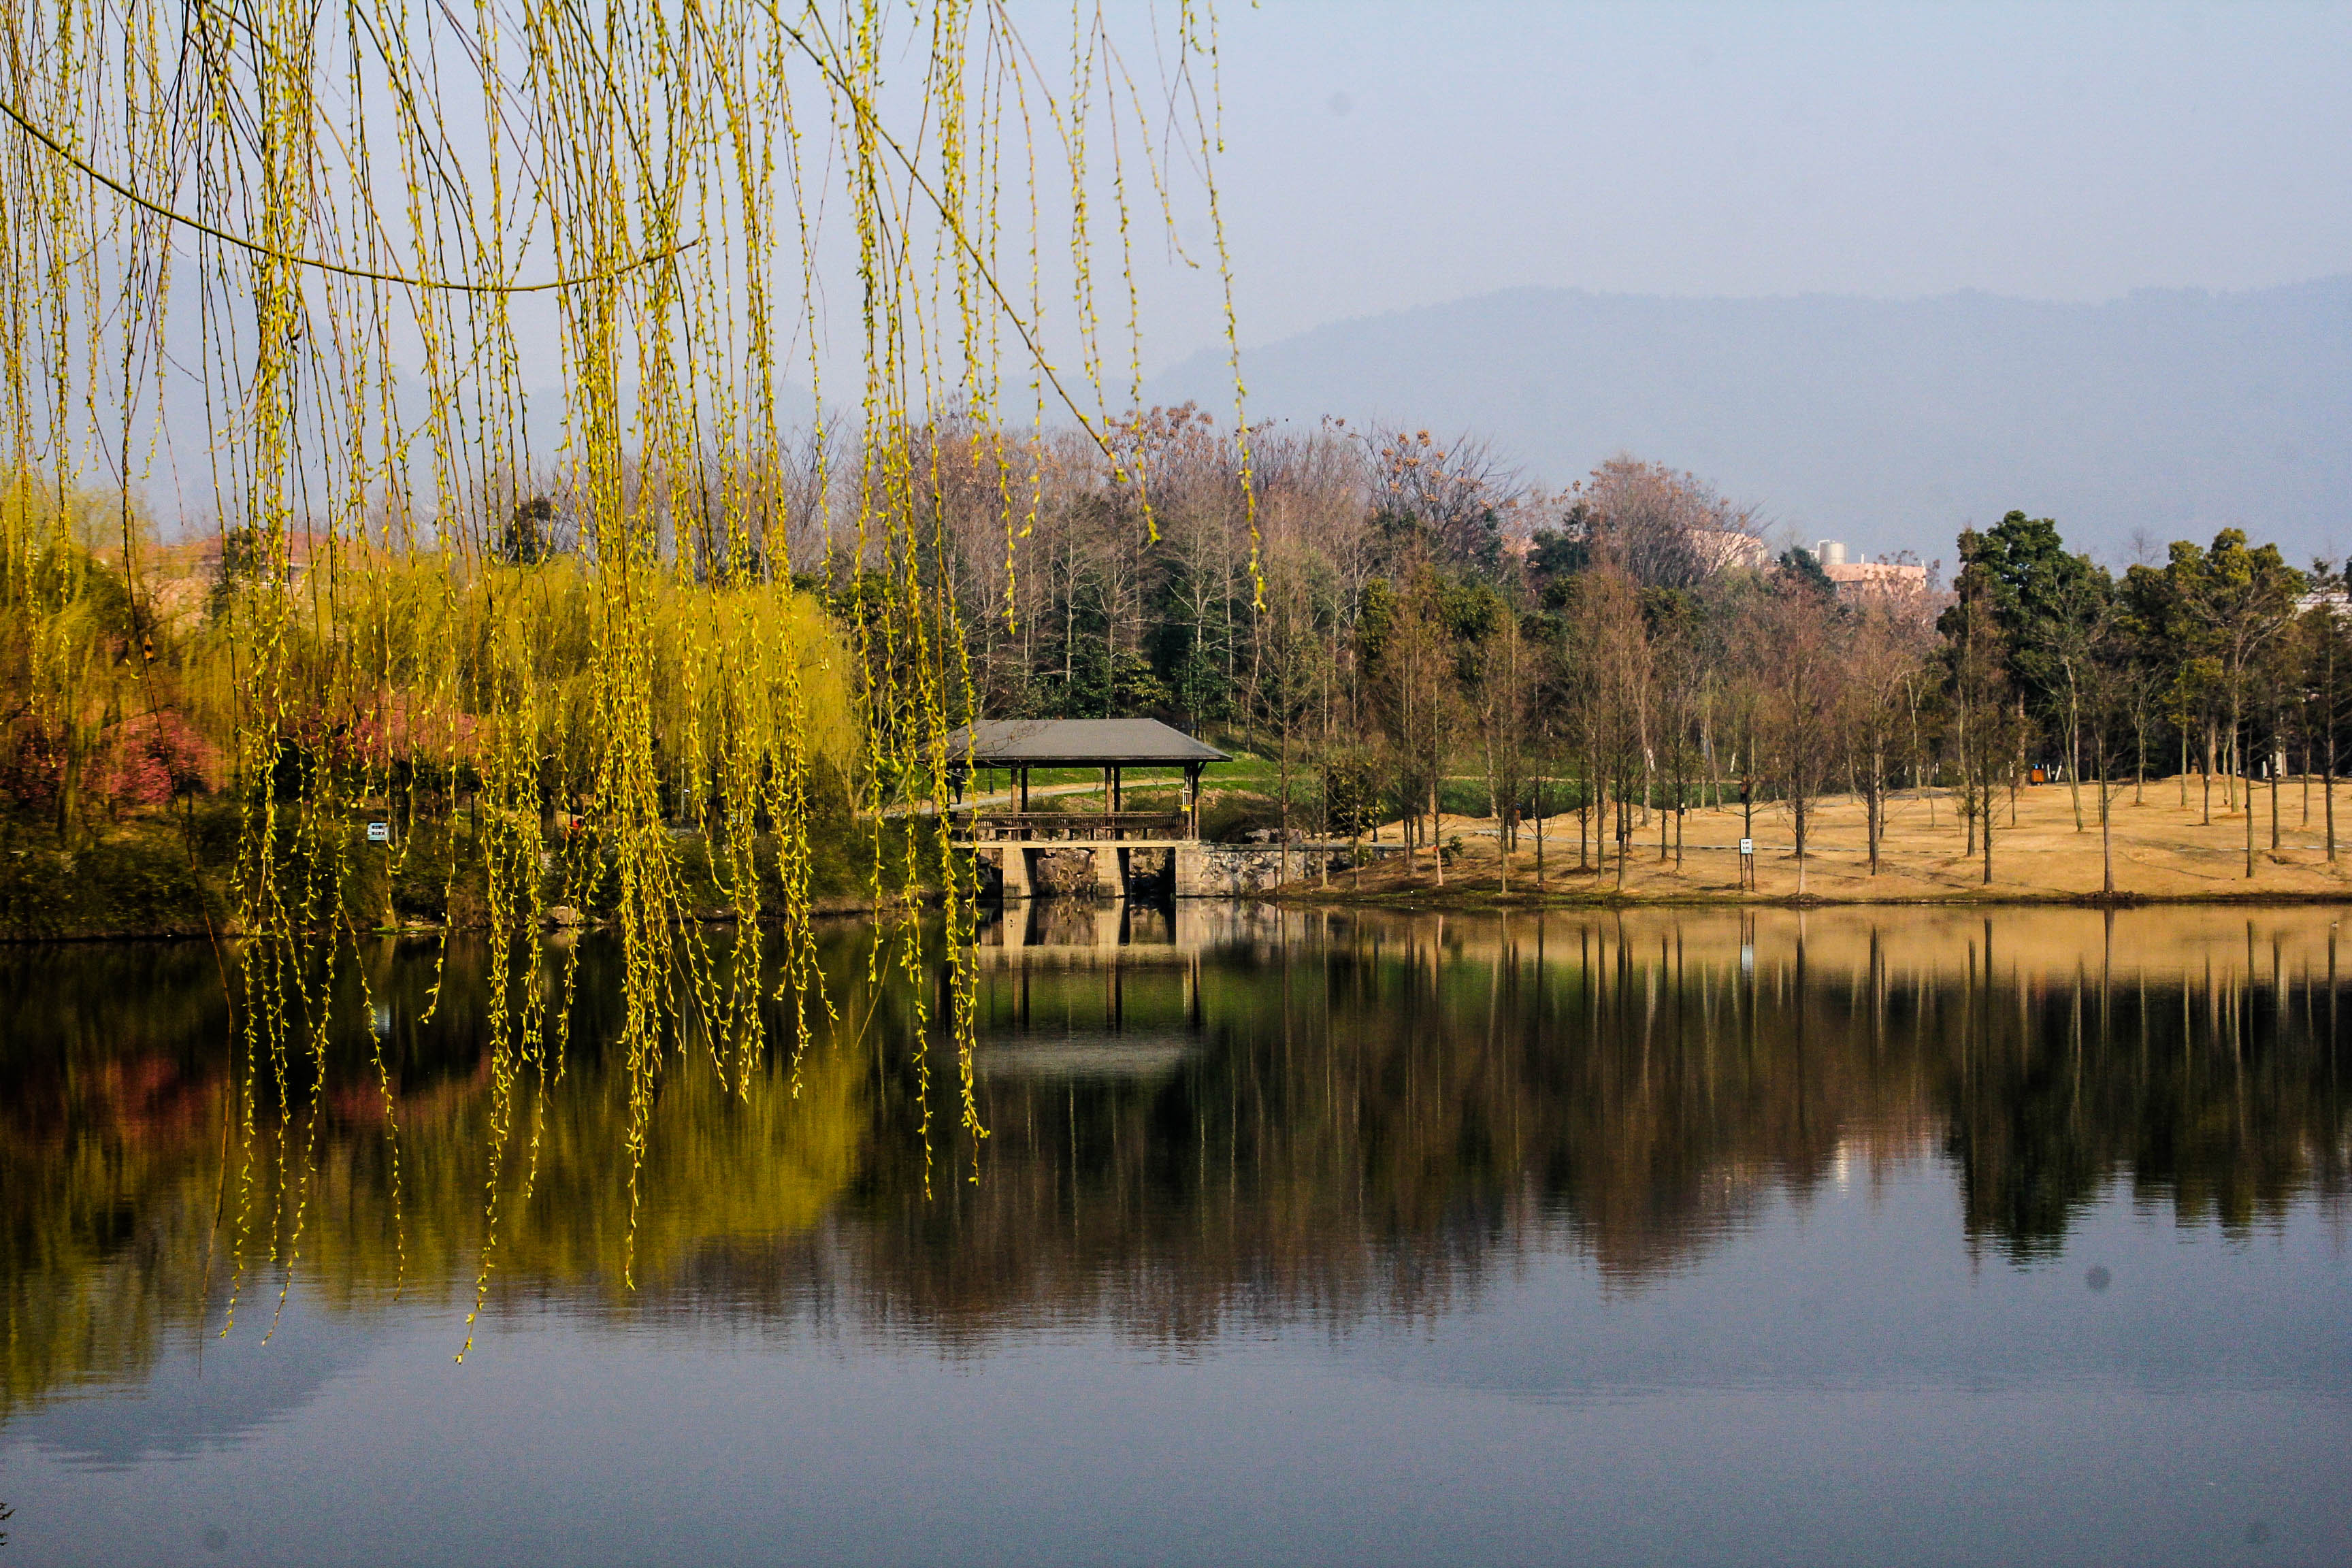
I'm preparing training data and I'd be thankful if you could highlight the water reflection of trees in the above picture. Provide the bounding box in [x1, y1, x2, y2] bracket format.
[3, 909, 2346, 1415]
[0, 933, 889, 1418]
[861, 913, 1929, 1341]
[1932, 917, 2351, 1258]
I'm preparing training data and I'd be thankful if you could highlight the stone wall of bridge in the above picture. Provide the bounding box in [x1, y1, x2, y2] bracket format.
[979, 842, 1377, 898]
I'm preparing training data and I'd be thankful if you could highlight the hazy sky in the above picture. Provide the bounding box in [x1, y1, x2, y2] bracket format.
[1132, 1, 2352, 366]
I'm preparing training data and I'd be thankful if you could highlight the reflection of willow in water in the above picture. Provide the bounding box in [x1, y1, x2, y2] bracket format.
[3, 909, 2347, 1409]
[0, 934, 896, 1416]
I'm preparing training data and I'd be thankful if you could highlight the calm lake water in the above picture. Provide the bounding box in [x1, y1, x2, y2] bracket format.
[3, 903, 2348, 1567]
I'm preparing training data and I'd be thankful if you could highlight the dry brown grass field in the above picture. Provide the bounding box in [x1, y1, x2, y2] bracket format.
[1319, 774, 2352, 903]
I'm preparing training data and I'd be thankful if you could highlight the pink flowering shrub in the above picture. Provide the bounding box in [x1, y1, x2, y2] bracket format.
[99, 710, 215, 809]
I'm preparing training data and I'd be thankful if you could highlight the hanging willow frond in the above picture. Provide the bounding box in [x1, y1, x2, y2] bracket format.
[0, 0, 1239, 1353]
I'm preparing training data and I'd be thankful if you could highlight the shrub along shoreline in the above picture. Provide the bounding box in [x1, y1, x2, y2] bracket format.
[0, 808, 913, 942]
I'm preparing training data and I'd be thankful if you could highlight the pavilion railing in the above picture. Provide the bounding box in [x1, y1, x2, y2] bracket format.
[952, 810, 1192, 843]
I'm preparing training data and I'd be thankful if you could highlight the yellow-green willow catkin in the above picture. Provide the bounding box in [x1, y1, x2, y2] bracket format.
[0, 0, 1243, 1331]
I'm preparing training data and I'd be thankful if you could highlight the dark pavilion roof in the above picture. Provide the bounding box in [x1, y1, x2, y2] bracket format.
[945, 719, 1230, 768]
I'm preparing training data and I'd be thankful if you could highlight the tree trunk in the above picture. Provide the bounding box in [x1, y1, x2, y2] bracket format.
[1742, 779, 1754, 891]
[1672, 761, 1685, 869]
[2067, 674, 2084, 831]
[1953, 693, 1968, 856]
[1981, 749, 1995, 887]
[1430, 772, 1443, 888]
[2100, 755, 2114, 896]
[1279, 732, 1292, 888]
[1491, 750, 1507, 896]
[2202, 725, 2213, 825]
[1616, 781, 1629, 889]
[1580, 761, 1592, 873]
[2011, 697, 2026, 828]
[2242, 715, 2255, 879]
[2330, 719, 2340, 864]
[1795, 787, 1808, 896]
[2328, 640, 2342, 866]
[1319, 766, 1330, 889]
[1867, 769, 1881, 875]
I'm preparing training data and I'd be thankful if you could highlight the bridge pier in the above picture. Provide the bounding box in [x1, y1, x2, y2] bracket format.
[982, 838, 1199, 900]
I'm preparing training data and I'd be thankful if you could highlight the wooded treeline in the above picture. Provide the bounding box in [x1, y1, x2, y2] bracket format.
[8, 405, 2349, 898]
[889, 407, 2352, 891]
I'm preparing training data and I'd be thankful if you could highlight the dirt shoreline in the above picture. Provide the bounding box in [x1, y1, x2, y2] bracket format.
[14, 779, 2352, 940]
[1269, 885, 2352, 913]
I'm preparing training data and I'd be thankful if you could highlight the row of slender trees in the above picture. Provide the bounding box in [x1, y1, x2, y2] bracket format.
[900, 408, 2347, 890]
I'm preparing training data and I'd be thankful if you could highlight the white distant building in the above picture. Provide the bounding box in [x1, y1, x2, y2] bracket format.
[1812, 539, 1929, 602]
[1691, 528, 1769, 572]
[2296, 589, 2349, 618]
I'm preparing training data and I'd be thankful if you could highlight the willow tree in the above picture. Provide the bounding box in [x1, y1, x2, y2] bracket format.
[0, 0, 1244, 1339]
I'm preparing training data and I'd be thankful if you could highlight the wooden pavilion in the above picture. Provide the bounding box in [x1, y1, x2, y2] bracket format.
[944, 718, 1230, 898]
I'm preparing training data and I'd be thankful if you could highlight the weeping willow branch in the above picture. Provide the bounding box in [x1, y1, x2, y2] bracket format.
[0, 95, 702, 294]
[0, 0, 1241, 1345]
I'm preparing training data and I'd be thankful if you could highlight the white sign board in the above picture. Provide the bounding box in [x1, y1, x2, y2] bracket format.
[367, 821, 390, 844]
[1737, 838, 1754, 855]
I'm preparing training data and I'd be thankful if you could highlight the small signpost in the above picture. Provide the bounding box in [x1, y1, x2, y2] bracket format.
[1737, 837, 1754, 891]
[367, 821, 390, 844]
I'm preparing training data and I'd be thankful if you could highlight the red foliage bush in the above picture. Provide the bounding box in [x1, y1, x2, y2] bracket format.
[99, 710, 215, 809]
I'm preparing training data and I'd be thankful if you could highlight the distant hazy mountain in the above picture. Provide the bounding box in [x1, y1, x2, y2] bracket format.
[1146, 278, 2352, 568]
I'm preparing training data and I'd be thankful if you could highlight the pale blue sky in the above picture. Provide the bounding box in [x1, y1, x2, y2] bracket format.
[1122, 0, 2352, 365]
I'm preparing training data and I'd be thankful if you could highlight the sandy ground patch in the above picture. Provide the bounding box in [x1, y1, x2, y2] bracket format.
[1312, 774, 2352, 902]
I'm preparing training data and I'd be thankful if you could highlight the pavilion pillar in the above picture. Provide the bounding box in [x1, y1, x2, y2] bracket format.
[999, 846, 1033, 900]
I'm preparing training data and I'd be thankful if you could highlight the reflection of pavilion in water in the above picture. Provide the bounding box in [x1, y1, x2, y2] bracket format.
[973, 896, 1282, 956]
[968, 902, 1292, 1081]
